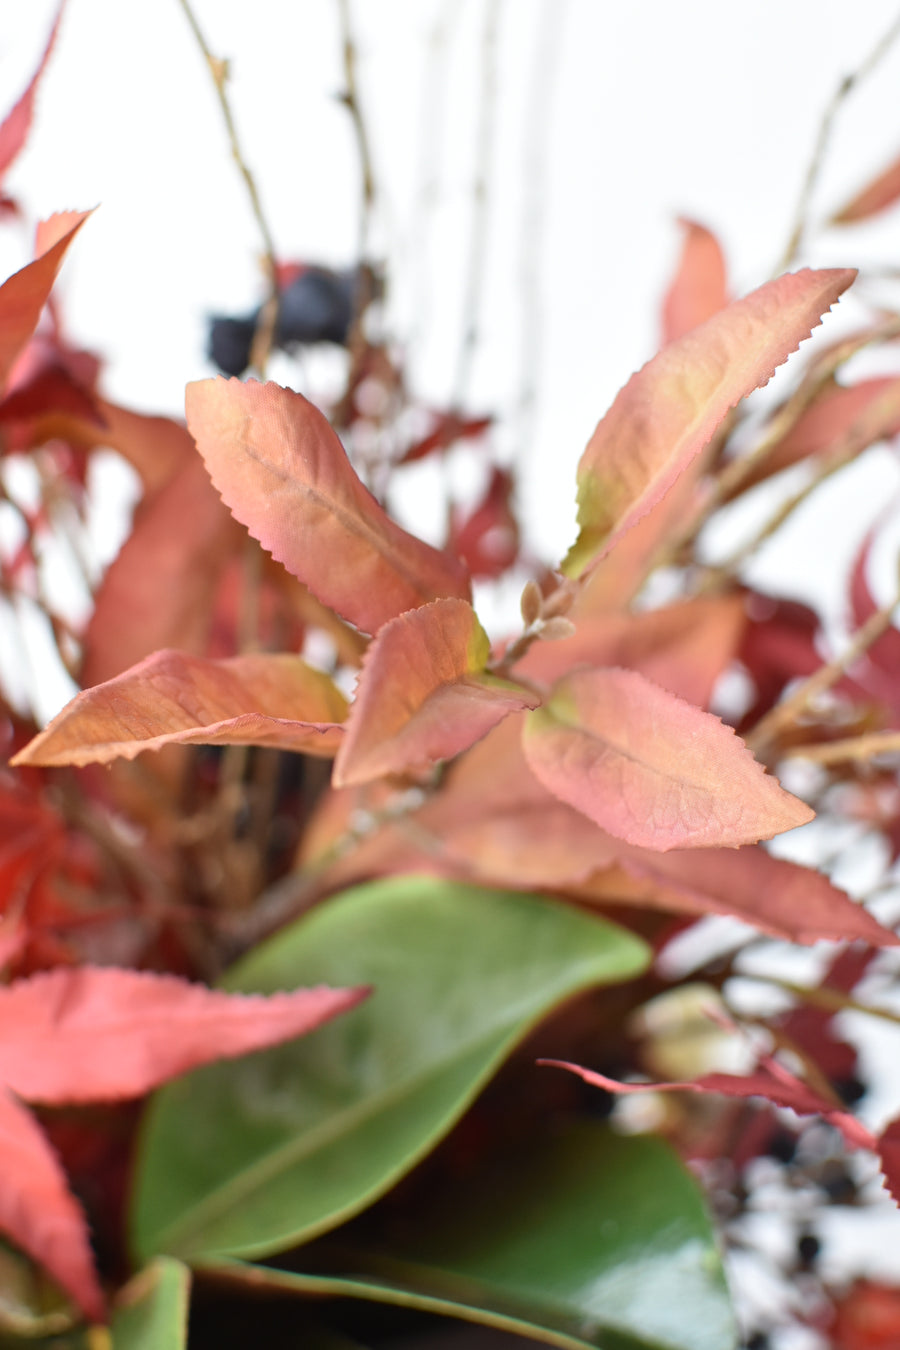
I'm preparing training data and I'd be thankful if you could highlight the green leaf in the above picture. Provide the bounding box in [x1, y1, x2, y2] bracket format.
[131, 879, 649, 1265]
[111, 1258, 190, 1349]
[197, 1123, 736, 1350]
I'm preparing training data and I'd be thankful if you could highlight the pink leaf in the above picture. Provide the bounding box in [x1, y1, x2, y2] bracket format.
[660, 217, 728, 344]
[186, 378, 471, 634]
[0, 1085, 105, 1324]
[11, 649, 348, 768]
[847, 515, 900, 717]
[563, 268, 855, 577]
[741, 376, 900, 492]
[0, 211, 91, 392]
[333, 599, 539, 788]
[0, 2, 66, 186]
[0, 967, 368, 1104]
[521, 666, 813, 851]
[831, 150, 900, 224]
[539, 1059, 877, 1154]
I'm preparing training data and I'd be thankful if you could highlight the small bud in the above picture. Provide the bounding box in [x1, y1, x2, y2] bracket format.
[520, 580, 543, 628]
[537, 616, 576, 642]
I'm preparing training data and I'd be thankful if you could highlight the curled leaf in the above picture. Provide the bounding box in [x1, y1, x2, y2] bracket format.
[522, 667, 813, 851]
[11, 649, 347, 768]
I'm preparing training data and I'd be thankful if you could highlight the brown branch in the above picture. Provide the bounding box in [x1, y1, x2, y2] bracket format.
[453, 0, 503, 409]
[746, 592, 900, 754]
[176, 0, 279, 374]
[336, 0, 376, 265]
[784, 729, 900, 766]
[776, 10, 900, 272]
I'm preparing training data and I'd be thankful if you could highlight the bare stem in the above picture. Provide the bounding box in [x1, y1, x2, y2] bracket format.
[336, 0, 376, 265]
[746, 592, 900, 754]
[776, 10, 900, 272]
[453, 0, 503, 409]
[176, 0, 279, 373]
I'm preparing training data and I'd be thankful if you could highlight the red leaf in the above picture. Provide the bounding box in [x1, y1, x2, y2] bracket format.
[832, 150, 900, 224]
[448, 467, 520, 579]
[0, 967, 368, 1104]
[615, 845, 899, 947]
[660, 217, 728, 344]
[563, 268, 855, 577]
[399, 411, 492, 465]
[11, 649, 348, 768]
[539, 1058, 877, 1153]
[0, 2, 66, 186]
[831, 1280, 900, 1350]
[333, 599, 538, 788]
[0, 1085, 105, 1323]
[82, 456, 239, 686]
[847, 517, 900, 716]
[0, 211, 91, 392]
[186, 377, 471, 634]
[522, 666, 813, 850]
[877, 1118, 900, 1205]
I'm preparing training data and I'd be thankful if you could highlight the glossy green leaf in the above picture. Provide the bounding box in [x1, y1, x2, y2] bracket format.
[131, 879, 649, 1265]
[197, 1123, 736, 1350]
[110, 1258, 190, 1349]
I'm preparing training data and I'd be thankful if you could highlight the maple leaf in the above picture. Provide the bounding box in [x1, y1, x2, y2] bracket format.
[0, 967, 367, 1323]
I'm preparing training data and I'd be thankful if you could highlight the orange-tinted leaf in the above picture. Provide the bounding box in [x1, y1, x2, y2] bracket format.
[186, 378, 471, 633]
[0, 1085, 105, 1323]
[564, 268, 855, 577]
[660, 217, 728, 344]
[0, 211, 91, 391]
[0, 967, 367, 1103]
[831, 1278, 900, 1349]
[12, 649, 347, 768]
[0, 2, 65, 185]
[82, 456, 239, 686]
[333, 598, 538, 787]
[522, 667, 813, 850]
[832, 150, 900, 224]
[539, 1058, 876, 1152]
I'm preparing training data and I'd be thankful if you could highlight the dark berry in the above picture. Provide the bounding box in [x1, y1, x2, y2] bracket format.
[797, 1232, 821, 1268]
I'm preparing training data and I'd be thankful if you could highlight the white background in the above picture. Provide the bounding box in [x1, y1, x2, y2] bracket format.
[7, 0, 900, 592]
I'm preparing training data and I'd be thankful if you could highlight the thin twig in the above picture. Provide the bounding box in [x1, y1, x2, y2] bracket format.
[746, 591, 900, 754]
[453, 0, 503, 409]
[176, 0, 280, 373]
[740, 973, 900, 1030]
[776, 10, 900, 272]
[336, 0, 376, 265]
[515, 0, 568, 466]
[785, 729, 900, 766]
